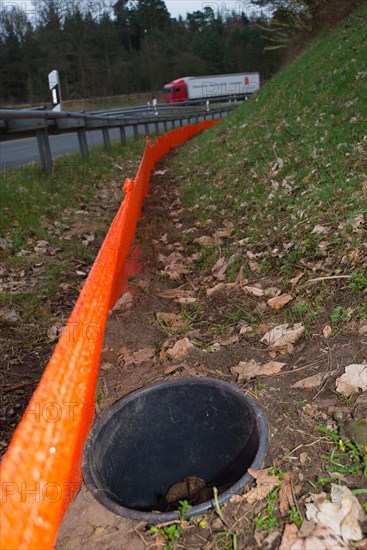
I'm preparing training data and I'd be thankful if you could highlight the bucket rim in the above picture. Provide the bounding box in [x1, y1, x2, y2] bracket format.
[82, 377, 268, 524]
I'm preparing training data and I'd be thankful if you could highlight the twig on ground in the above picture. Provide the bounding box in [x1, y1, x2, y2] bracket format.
[284, 437, 329, 458]
[313, 341, 333, 400]
[2, 381, 38, 394]
[301, 275, 353, 289]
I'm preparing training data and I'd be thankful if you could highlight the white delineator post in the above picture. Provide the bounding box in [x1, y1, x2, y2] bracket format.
[48, 70, 62, 111]
[152, 97, 158, 115]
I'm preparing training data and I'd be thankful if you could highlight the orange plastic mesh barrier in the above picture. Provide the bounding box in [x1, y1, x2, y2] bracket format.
[0, 120, 219, 550]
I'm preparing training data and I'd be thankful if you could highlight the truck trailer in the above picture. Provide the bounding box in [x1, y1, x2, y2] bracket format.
[163, 73, 260, 103]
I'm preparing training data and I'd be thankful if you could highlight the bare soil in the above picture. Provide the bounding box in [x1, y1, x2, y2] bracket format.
[56, 158, 367, 549]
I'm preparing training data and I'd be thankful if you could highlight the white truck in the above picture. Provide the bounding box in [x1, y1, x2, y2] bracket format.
[163, 73, 260, 103]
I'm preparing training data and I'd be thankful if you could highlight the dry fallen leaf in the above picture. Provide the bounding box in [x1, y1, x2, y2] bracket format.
[158, 289, 196, 300]
[229, 494, 246, 504]
[245, 468, 280, 503]
[212, 220, 234, 239]
[312, 224, 329, 235]
[264, 287, 281, 298]
[162, 265, 191, 281]
[47, 323, 64, 341]
[119, 347, 155, 366]
[267, 293, 293, 309]
[261, 323, 304, 353]
[323, 324, 332, 338]
[279, 522, 349, 550]
[112, 292, 134, 312]
[306, 484, 365, 542]
[350, 213, 364, 229]
[231, 360, 286, 381]
[239, 323, 253, 334]
[177, 296, 197, 304]
[243, 285, 265, 297]
[211, 257, 228, 280]
[158, 252, 184, 266]
[235, 266, 248, 286]
[218, 334, 239, 346]
[289, 271, 304, 285]
[249, 260, 261, 273]
[164, 363, 188, 375]
[166, 338, 195, 359]
[193, 235, 216, 247]
[335, 364, 367, 396]
[156, 312, 178, 323]
[206, 282, 236, 297]
[100, 362, 113, 371]
[291, 371, 331, 389]
[0, 306, 19, 324]
[278, 473, 294, 514]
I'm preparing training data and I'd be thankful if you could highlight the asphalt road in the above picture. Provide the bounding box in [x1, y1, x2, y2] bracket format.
[0, 124, 163, 170]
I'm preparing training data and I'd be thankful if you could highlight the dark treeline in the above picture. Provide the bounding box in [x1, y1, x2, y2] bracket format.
[0, 0, 286, 105]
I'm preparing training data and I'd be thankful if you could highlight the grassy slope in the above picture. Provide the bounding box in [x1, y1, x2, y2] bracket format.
[173, 3, 367, 328]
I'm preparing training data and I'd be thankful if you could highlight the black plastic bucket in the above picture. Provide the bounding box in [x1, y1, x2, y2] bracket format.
[82, 377, 268, 523]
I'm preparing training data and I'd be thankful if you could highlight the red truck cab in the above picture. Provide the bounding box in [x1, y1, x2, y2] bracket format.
[163, 79, 188, 103]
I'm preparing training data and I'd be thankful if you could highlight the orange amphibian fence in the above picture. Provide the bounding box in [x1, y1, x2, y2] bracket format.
[0, 120, 219, 550]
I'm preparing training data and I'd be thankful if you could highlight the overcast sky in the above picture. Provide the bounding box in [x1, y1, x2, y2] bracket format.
[165, 1, 259, 19]
[10, 0, 260, 21]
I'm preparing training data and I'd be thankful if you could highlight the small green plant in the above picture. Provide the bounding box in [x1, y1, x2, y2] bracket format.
[177, 499, 192, 521]
[358, 303, 367, 320]
[150, 523, 182, 549]
[348, 270, 367, 291]
[307, 474, 334, 491]
[291, 303, 312, 315]
[315, 425, 367, 478]
[268, 467, 285, 479]
[180, 302, 203, 322]
[212, 530, 238, 550]
[208, 307, 248, 333]
[288, 506, 302, 527]
[252, 383, 268, 398]
[330, 306, 349, 326]
[149, 500, 192, 549]
[337, 392, 353, 407]
[210, 487, 238, 548]
[254, 486, 281, 533]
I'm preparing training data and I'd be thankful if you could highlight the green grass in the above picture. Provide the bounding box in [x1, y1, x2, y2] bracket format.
[315, 424, 367, 479]
[0, 140, 145, 240]
[170, 2, 367, 335]
[172, 2, 366, 250]
[149, 500, 192, 549]
[254, 486, 281, 533]
[0, 139, 145, 338]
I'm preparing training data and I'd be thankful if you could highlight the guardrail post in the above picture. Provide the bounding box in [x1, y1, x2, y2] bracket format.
[119, 126, 126, 145]
[179, 118, 183, 127]
[102, 128, 111, 151]
[133, 124, 139, 140]
[163, 120, 168, 132]
[36, 128, 53, 174]
[144, 122, 149, 135]
[154, 121, 159, 135]
[77, 128, 89, 158]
